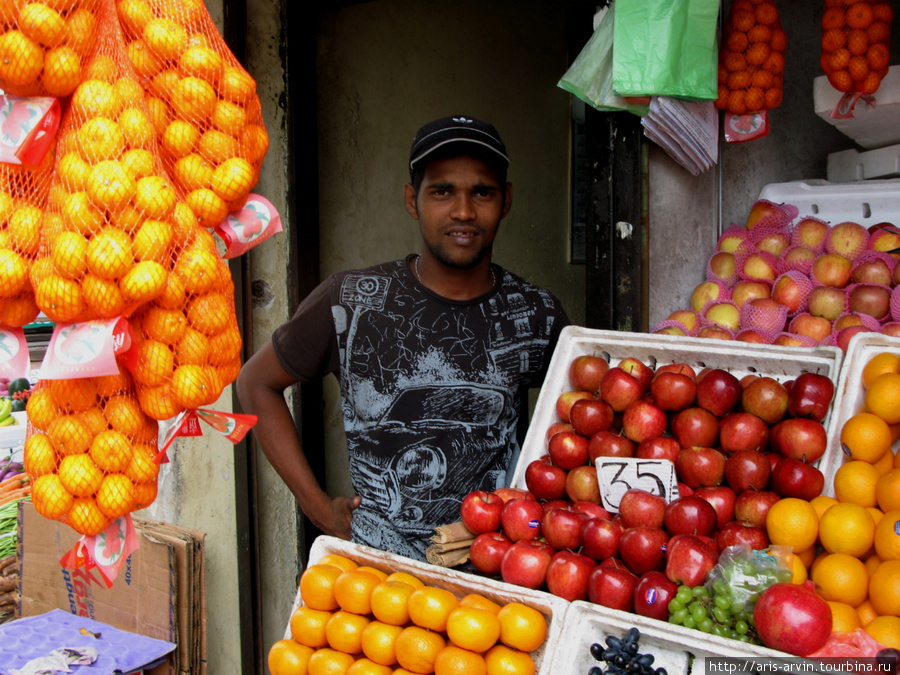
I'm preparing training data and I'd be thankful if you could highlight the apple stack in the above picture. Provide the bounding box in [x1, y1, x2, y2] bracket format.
[460, 351, 837, 641]
[655, 197, 900, 352]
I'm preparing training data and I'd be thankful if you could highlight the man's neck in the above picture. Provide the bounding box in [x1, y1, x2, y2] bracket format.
[411, 254, 496, 301]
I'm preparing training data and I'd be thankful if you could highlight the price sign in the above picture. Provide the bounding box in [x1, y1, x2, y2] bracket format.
[596, 458, 678, 513]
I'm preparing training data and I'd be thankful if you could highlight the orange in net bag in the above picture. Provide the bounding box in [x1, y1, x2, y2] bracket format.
[0, 148, 57, 328]
[127, 226, 242, 421]
[116, 0, 269, 227]
[820, 0, 892, 95]
[0, 0, 102, 97]
[716, 0, 787, 114]
[24, 367, 161, 536]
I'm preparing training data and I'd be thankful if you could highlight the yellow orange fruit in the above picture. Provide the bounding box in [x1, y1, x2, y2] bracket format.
[819, 502, 876, 557]
[827, 601, 862, 633]
[360, 620, 403, 666]
[32, 473, 74, 519]
[869, 559, 900, 616]
[483, 644, 535, 675]
[96, 473, 137, 519]
[864, 353, 900, 388]
[446, 607, 501, 653]
[765, 497, 819, 554]
[865, 615, 900, 649]
[300, 564, 344, 611]
[267, 639, 313, 675]
[89, 429, 133, 473]
[394, 626, 446, 675]
[307, 648, 354, 675]
[333, 569, 382, 616]
[325, 609, 370, 655]
[408, 587, 459, 633]
[435, 645, 487, 675]
[834, 460, 881, 508]
[0, 30, 43, 88]
[19, 4, 65, 48]
[24, 432, 58, 477]
[290, 606, 332, 649]
[876, 509, 900, 560]
[88, 227, 134, 280]
[867, 373, 900, 424]
[877, 469, 900, 512]
[841, 412, 892, 463]
[812, 553, 869, 607]
[495, 603, 547, 653]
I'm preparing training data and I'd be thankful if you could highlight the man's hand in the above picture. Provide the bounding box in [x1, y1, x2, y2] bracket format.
[313, 495, 362, 540]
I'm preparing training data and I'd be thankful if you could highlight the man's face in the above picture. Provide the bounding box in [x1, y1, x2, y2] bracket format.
[404, 154, 512, 270]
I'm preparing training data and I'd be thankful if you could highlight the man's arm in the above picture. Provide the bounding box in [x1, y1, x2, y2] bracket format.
[235, 339, 360, 539]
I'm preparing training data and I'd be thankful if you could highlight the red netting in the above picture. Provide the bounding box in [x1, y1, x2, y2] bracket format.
[740, 299, 788, 333]
[776, 245, 817, 276]
[0, 0, 102, 97]
[716, 224, 749, 253]
[789, 216, 829, 253]
[824, 221, 870, 261]
[735, 241, 779, 283]
[651, 319, 695, 337]
[820, 0, 892, 96]
[772, 270, 815, 316]
[716, 0, 787, 114]
[705, 250, 738, 287]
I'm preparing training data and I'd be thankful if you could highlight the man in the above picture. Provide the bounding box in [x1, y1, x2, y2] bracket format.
[236, 116, 568, 560]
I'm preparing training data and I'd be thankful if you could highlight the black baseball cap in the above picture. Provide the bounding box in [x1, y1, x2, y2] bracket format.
[409, 116, 509, 177]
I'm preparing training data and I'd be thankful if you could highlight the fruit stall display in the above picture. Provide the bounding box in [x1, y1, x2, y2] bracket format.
[655, 179, 900, 350]
[272, 535, 566, 675]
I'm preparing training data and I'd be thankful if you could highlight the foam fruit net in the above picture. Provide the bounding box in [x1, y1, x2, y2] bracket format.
[6, 0, 268, 536]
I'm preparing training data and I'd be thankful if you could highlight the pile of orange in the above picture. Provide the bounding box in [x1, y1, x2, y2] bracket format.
[116, 0, 269, 225]
[820, 0, 892, 95]
[0, 0, 102, 97]
[770, 350, 900, 649]
[24, 367, 160, 536]
[269, 554, 548, 675]
[715, 0, 787, 114]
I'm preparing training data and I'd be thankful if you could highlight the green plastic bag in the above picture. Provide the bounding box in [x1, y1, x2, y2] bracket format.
[612, 0, 719, 101]
[557, 3, 650, 116]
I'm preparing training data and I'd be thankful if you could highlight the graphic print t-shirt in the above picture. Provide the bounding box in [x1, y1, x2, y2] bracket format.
[273, 257, 568, 560]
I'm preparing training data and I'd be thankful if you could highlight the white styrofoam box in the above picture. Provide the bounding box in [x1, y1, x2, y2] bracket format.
[510, 326, 843, 491]
[828, 143, 900, 183]
[758, 178, 900, 227]
[561, 601, 795, 674]
[0, 412, 26, 452]
[814, 65, 900, 149]
[821, 332, 900, 498]
[283, 535, 569, 675]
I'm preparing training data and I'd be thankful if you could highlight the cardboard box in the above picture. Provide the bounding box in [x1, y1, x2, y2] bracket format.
[17, 501, 206, 674]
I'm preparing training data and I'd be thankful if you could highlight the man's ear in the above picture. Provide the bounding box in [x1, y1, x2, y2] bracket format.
[403, 183, 419, 220]
[502, 182, 513, 219]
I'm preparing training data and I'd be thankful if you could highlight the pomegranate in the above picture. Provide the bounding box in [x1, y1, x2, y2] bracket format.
[754, 582, 832, 656]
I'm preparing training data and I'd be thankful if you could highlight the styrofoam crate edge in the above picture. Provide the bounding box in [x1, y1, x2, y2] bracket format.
[559, 601, 796, 675]
[827, 144, 900, 183]
[511, 327, 842, 491]
[757, 179, 900, 227]
[814, 66, 900, 150]
[821, 332, 900, 497]
[284, 535, 569, 675]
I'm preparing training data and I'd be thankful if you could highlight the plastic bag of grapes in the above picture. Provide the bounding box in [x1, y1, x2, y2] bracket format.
[706, 544, 793, 616]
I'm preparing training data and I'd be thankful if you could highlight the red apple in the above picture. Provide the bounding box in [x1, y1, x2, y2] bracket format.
[589, 430, 635, 460]
[524, 458, 568, 502]
[548, 430, 589, 470]
[469, 531, 513, 574]
[672, 407, 719, 449]
[650, 371, 697, 412]
[570, 398, 614, 437]
[500, 498, 544, 541]
[694, 485, 737, 530]
[565, 465, 601, 504]
[665, 533, 718, 587]
[852, 258, 893, 286]
[734, 490, 781, 527]
[695, 368, 742, 418]
[697, 326, 734, 340]
[745, 200, 786, 229]
[619, 526, 669, 575]
[541, 499, 569, 514]
[836, 325, 873, 352]
[770, 457, 824, 500]
[569, 355, 610, 393]
[542, 506, 588, 551]
[618, 489, 666, 529]
[460, 490, 504, 535]
[663, 495, 717, 537]
[500, 539, 553, 589]
[599, 368, 645, 412]
[555, 390, 594, 423]
[675, 446, 726, 489]
[655, 363, 697, 379]
[811, 253, 852, 288]
[633, 570, 679, 621]
[731, 281, 772, 309]
[571, 501, 611, 521]
[754, 582, 833, 656]
[587, 560, 638, 611]
[770, 418, 828, 463]
[622, 400, 668, 444]
[756, 232, 791, 257]
[794, 218, 828, 249]
[492, 487, 536, 503]
[545, 422, 574, 445]
[724, 449, 771, 492]
[848, 284, 891, 320]
[742, 252, 778, 282]
[580, 517, 623, 561]
[635, 436, 680, 463]
[786, 372, 835, 422]
[791, 313, 833, 342]
[808, 286, 847, 321]
[618, 357, 653, 392]
[741, 377, 789, 425]
[715, 520, 769, 552]
[827, 221, 869, 260]
[546, 550, 596, 601]
[709, 250, 737, 281]
[718, 412, 770, 453]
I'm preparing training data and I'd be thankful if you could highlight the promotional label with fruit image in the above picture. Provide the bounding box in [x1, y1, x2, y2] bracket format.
[0, 95, 60, 167]
[277, 535, 565, 675]
[215, 194, 283, 259]
[41, 318, 133, 379]
[0, 327, 30, 381]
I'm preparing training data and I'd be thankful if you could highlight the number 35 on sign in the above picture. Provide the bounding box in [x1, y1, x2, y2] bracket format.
[596, 459, 678, 512]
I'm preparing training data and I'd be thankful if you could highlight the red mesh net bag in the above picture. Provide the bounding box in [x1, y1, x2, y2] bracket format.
[824, 220, 870, 261]
[789, 216, 829, 253]
[821, 0, 892, 95]
[115, 0, 269, 227]
[24, 366, 160, 535]
[0, 0, 102, 97]
[740, 298, 788, 332]
[0, 151, 56, 327]
[747, 220, 791, 258]
[716, 0, 787, 114]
